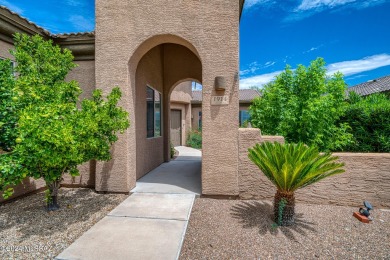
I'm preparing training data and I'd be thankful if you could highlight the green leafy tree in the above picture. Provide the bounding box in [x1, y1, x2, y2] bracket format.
[0, 33, 130, 210]
[249, 58, 352, 151]
[0, 58, 17, 151]
[339, 92, 390, 152]
[248, 142, 345, 226]
[186, 129, 202, 149]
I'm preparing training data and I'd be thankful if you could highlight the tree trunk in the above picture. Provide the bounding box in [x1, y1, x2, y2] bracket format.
[274, 190, 295, 226]
[46, 180, 61, 211]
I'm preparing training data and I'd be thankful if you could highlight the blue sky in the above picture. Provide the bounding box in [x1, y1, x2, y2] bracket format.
[240, 0, 390, 88]
[1, 0, 390, 88]
[0, 0, 94, 33]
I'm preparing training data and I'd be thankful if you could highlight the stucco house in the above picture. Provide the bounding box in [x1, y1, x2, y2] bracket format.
[1, 3, 389, 209]
[0, 1, 247, 200]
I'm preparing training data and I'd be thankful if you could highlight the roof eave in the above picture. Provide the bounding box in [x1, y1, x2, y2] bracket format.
[240, 0, 245, 20]
[52, 33, 95, 61]
[0, 6, 50, 43]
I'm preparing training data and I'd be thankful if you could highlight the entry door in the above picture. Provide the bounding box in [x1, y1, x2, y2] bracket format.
[171, 110, 182, 146]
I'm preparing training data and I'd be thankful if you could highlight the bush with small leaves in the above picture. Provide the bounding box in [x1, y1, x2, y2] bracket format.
[0, 34, 130, 210]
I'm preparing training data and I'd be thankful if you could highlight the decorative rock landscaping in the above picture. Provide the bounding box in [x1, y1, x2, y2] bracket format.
[180, 198, 390, 259]
[0, 188, 127, 259]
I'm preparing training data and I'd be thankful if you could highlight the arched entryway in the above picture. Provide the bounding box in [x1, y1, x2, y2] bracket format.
[95, 14, 240, 197]
[95, 30, 240, 195]
[129, 35, 202, 188]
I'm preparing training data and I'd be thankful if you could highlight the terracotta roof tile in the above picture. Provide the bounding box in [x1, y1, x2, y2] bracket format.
[239, 89, 261, 101]
[52, 31, 95, 38]
[347, 75, 390, 96]
[0, 5, 50, 35]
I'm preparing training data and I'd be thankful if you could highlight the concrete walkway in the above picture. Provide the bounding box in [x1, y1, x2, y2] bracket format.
[56, 146, 201, 260]
[131, 146, 201, 195]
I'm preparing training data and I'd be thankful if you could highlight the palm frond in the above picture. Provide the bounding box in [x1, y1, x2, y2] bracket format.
[248, 142, 345, 192]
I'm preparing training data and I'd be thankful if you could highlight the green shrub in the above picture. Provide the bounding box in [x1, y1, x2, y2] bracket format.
[186, 129, 202, 149]
[0, 51, 20, 151]
[170, 142, 175, 158]
[249, 58, 352, 151]
[338, 92, 390, 152]
[0, 34, 130, 210]
[248, 142, 344, 226]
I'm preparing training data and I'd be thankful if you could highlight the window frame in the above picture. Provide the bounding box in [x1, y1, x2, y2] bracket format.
[0, 57, 16, 76]
[146, 85, 162, 139]
[239, 110, 250, 126]
[198, 111, 202, 130]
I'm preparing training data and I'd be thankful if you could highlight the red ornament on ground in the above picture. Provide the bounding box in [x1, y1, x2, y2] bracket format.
[353, 212, 370, 223]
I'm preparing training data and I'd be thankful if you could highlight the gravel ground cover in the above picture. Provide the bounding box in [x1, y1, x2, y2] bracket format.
[0, 188, 127, 259]
[180, 198, 390, 259]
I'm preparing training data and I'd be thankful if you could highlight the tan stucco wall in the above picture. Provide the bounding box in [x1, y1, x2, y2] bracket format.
[64, 60, 97, 183]
[0, 166, 96, 203]
[0, 39, 13, 59]
[295, 153, 390, 208]
[0, 178, 45, 203]
[135, 45, 164, 180]
[238, 128, 284, 200]
[238, 128, 390, 208]
[170, 81, 192, 104]
[66, 60, 96, 100]
[95, 0, 240, 195]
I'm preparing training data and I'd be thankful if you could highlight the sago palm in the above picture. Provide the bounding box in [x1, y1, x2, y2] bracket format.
[248, 142, 345, 226]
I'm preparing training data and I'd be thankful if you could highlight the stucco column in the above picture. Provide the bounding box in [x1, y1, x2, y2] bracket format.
[94, 59, 136, 192]
[201, 72, 240, 196]
[163, 91, 171, 162]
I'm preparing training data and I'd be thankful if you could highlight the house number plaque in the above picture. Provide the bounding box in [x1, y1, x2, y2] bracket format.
[211, 96, 229, 105]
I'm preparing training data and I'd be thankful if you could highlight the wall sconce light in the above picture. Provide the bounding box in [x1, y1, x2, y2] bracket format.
[234, 72, 239, 82]
[214, 76, 226, 91]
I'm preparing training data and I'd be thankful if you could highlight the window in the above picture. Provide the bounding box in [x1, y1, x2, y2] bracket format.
[146, 86, 162, 138]
[239, 110, 250, 126]
[198, 111, 202, 130]
[0, 57, 16, 76]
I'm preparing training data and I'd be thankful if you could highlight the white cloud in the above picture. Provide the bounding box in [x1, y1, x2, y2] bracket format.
[327, 54, 390, 76]
[239, 54, 390, 89]
[69, 15, 94, 31]
[345, 74, 367, 81]
[244, 0, 275, 9]
[0, 0, 24, 14]
[264, 61, 276, 68]
[240, 61, 260, 76]
[286, 0, 388, 22]
[296, 0, 356, 11]
[240, 61, 276, 76]
[66, 0, 83, 6]
[240, 70, 283, 89]
[303, 44, 324, 54]
[355, 0, 387, 9]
